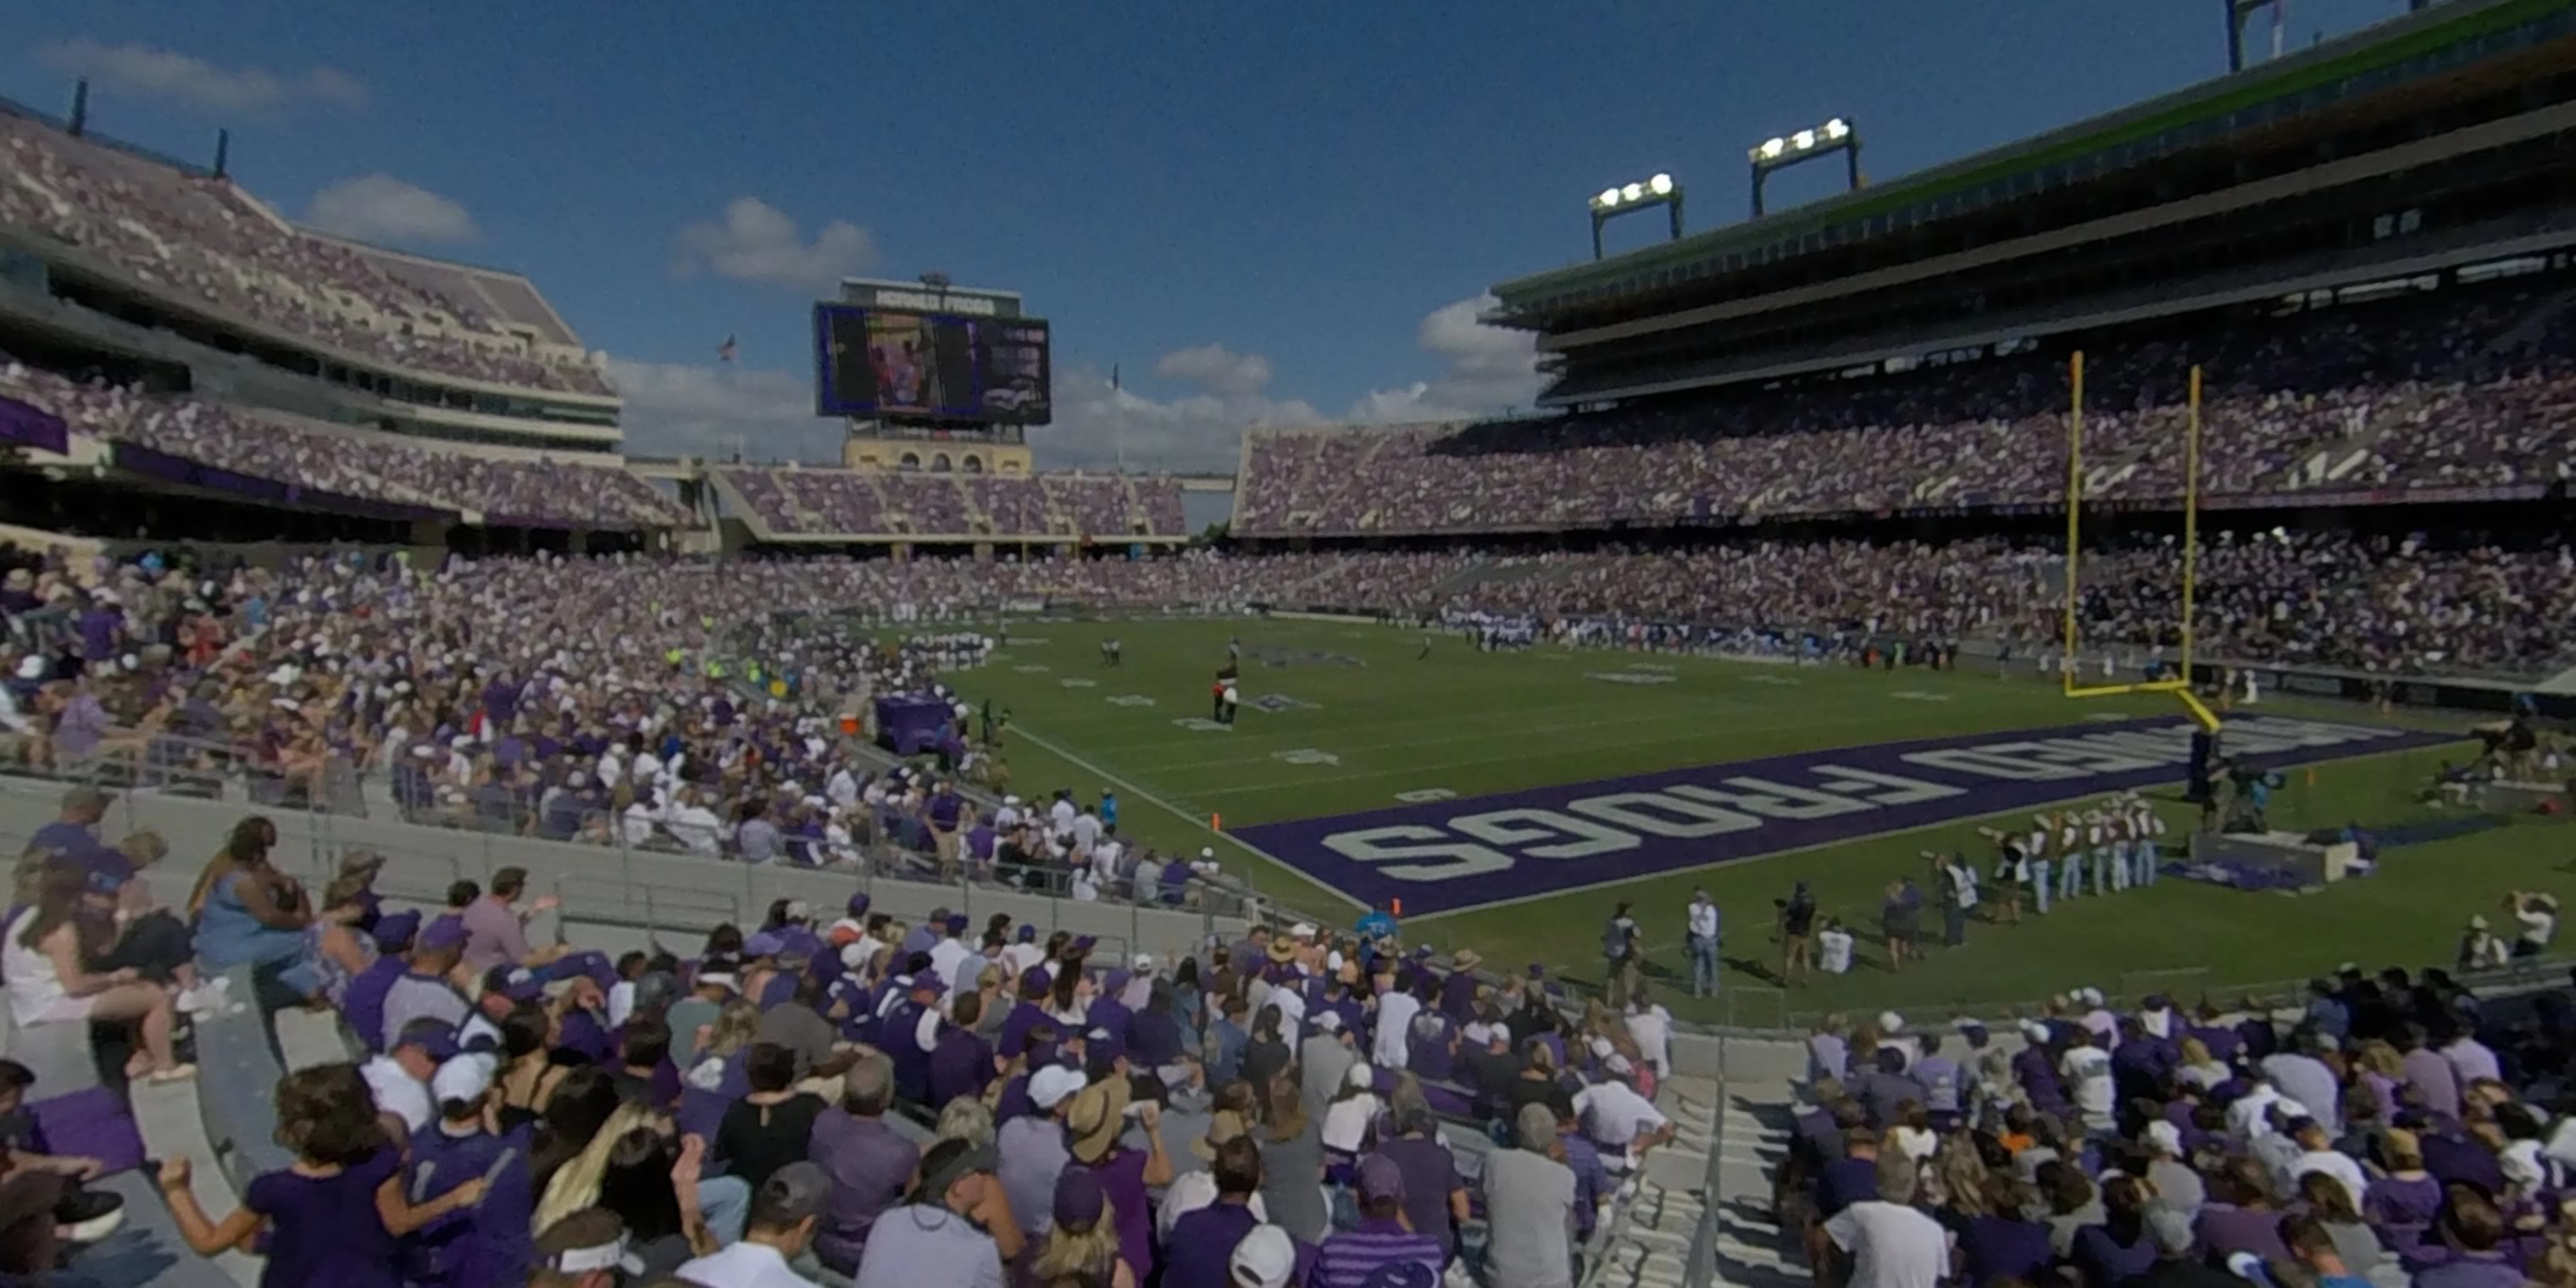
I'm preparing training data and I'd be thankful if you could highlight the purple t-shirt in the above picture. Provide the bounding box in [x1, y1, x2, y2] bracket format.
[1083, 1148, 1156, 1283]
[2070, 1222, 2157, 1287]
[1374, 1136, 1463, 1258]
[246, 1149, 404, 1288]
[1960, 1215, 2053, 1286]
[1163, 1201, 1261, 1288]
[26, 820, 130, 897]
[2195, 1203, 2290, 1264]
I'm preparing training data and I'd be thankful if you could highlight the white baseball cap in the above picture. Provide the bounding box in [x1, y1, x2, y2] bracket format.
[1231, 1225, 1296, 1288]
[431, 1053, 496, 1106]
[1030, 1064, 1085, 1111]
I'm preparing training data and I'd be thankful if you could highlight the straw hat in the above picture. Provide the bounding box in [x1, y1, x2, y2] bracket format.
[1191, 1108, 1249, 1160]
[1066, 1076, 1133, 1163]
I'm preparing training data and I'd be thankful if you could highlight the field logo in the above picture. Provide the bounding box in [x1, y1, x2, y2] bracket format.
[1394, 788, 1456, 802]
[1059, 678, 1098, 689]
[1232, 714, 2456, 916]
[1890, 691, 1951, 702]
[1274, 748, 1341, 766]
[1742, 675, 1802, 687]
[1013, 664, 1051, 674]
[1005, 636, 1051, 645]
[1172, 717, 1230, 733]
[1630, 663, 1677, 674]
[1248, 645, 1368, 669]
[1250, 694, 1318, 714]
[1108, 694, 1157, 708]
[1589, 669, 1678, 686]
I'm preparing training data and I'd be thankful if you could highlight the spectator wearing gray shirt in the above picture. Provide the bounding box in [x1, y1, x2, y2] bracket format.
[1483, 1102, 1577, 1288]
[737, 803, 786, 865]
[852, 1136, 1016, 1288]
[378, 915, 473, 1050]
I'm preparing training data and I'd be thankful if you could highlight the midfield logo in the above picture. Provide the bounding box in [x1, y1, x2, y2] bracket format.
[1588, 670, 1677, 686]
[1107, 695, 1157, 708]
[1249, 694, 1317, 713]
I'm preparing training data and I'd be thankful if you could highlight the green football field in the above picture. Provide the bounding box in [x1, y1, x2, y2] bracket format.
[936, 616, 2570, 1027]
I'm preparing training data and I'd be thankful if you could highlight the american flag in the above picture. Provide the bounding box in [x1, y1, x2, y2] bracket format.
[717, 335, 737, 364]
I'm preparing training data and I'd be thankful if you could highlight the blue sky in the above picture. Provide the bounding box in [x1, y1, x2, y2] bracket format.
[0, 0, 2414, 469]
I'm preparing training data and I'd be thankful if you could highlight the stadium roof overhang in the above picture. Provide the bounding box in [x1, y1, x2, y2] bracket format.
[1525, 92, 2576, 408]
[1539, 209, 2576, 408]
[1488, 0, 2576, 329]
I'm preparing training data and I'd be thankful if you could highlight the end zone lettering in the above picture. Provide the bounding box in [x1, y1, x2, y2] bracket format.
[1232, 715, 2457, 915]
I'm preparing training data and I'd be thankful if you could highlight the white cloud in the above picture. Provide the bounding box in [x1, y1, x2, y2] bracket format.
[302, 175, 479, 244]
[1154, 345, 1274, 398]
[601, 357, 844, 462]
[1347, 292, 1543, 423]
[1035, 367, 1322, 474]
[40, 40, 367, 114]
[599, 292, 1539, 476]
[1037, 294, 1540, 473]
[674, 197, 874, 289]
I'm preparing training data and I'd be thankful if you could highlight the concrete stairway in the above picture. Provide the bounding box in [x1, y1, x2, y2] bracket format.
[1706, 1041, 1816, 1288]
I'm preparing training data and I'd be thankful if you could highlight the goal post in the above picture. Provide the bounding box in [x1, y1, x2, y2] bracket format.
[2060, 353, 2221, 732]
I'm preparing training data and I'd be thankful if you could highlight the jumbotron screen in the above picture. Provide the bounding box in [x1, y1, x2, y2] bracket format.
[813, 303, 1052, 425]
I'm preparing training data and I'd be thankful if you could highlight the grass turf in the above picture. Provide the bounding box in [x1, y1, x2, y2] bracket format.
[940, 617, 2570, 1025]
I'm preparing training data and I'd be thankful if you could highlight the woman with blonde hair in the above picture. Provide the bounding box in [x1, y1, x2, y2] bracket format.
[5, 864, 192, 1082]
[1256, 1071, 1327, 1243]
[2174, 1035, 2229, 1091]
[1030, 1169, 1136, 1288]
[935, 1096, 994, 1149]
[532, 1102, 752, 1272]
[2351, 1039, 2406, 1122]
[682, 1000, 763, 1092]
[2362, 1127, 2440, 1252]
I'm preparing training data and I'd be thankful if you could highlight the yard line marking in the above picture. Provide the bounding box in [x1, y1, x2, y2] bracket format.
[1000, 722, 1363, 911]
[1167, 711, 1896, 800]
[1109, 699, 1771, 774]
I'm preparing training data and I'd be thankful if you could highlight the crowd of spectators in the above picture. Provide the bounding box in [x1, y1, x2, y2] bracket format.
[0, 357, 689, 529]
[3, 528, 2569, 883]
[1235, 282, 2576, 537]
[720, 468, 1192, 541]
[8, 779, 1695, 1288]
[1784, 967, 2576, 1288]
[1, 111, 613, 397]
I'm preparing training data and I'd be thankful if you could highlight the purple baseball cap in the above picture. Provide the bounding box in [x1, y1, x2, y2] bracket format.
[1053, 1169, 1107, 1229]
[847, 892, 871, 917]
[486, 966, 545, 1004]
[419, 915, 469, 952]
[1357, 1154, 1406, 1202]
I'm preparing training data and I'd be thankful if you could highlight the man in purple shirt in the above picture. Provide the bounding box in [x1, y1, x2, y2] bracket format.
[810, 1056, 919, 1277]
[28, 786, 130, 898]
[1163, 1135, 1263, 1288]
[1313, 1156, 1442, 1288]
[2414, 1189, 2525, 1288]
[1370, 1108, 1468, 1263]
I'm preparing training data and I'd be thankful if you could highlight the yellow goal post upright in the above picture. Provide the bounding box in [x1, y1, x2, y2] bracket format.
[2059, 352, 2223, 733]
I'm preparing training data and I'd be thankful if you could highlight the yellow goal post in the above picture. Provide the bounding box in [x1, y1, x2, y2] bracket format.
[2060, 352, 2221, 732]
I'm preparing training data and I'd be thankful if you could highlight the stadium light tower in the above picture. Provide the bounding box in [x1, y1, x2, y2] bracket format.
[1587, 172, 1684, 260]
[1746, 117, 1861, 219]
[2223, 0, 2287, 72]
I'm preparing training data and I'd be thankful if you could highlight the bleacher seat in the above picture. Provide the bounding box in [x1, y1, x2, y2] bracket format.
[47, 1170, 245, 1288]
[192, 969, 294, 1189]
[270, 1008, 355, 1074]
[129, 1077, 260, 1287]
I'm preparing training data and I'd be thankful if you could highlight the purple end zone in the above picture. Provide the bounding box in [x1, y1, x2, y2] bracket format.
[1231, 713, 2461, 916]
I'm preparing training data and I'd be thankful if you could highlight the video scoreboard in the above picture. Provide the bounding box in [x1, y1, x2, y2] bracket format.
[813, 277, 1052, 426]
